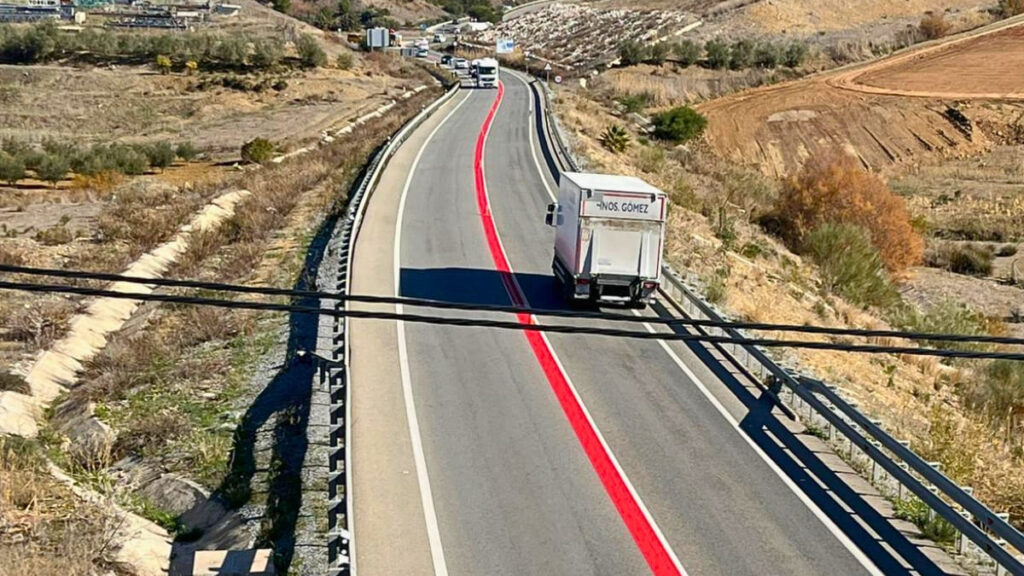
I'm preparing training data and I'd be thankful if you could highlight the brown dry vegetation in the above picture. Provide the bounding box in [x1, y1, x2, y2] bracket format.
[555, 81, 1024, 527]
[0, 437, 121, 576]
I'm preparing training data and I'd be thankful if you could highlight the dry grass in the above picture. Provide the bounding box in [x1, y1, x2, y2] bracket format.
[0, 437, 119, 576]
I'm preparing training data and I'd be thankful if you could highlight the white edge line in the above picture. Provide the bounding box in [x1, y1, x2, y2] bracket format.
[393, 90, 472, 576]
[628, 311, 885, 576]
[482, 80, 689, 576]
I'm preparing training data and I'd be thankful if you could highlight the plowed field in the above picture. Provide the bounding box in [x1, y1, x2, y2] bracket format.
[700, 17, 1024, 177]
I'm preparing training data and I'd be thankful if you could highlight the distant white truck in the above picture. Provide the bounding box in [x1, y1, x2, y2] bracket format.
[474, 57, 499, 88]
[546, 172, 666, 307]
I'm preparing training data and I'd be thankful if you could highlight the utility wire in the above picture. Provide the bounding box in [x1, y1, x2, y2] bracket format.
[1, 278, 1022, 362]
[1, 263, 1021, 348]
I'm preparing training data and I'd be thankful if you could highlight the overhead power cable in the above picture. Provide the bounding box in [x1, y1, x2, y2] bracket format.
[1, 263, 1022, 348]
[1, 278, 1022, 362]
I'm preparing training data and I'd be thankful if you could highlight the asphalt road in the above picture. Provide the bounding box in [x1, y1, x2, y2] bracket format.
[349, 73, 919, 575]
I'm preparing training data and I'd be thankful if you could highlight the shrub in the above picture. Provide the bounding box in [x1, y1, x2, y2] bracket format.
[0, 152, 25, 186]
[999, 0, 1024, 17]
[618, 40, 647, 66]
[144, 141, 176, 172]
[804, 223, 897, 307]
[784, 42, 810, 67]
[155, 54, 172, 74]
[335, 52, 354, 70]
[599, 125, 631, 154]
[271, 0, 290, 12]
[893, 497, 957, 546]
[110, 145, 149, 175]
[0, 369, 29, 394]
[673, 40, 701, 67]
[647, 42, 669, 65]
[996, 244, 1018, 257]
[617, 92, 652, 114]
[919, 12, 950, 40]
[772, 153, 924, 272]
[754, 42, 783, 68]
[296, 34, 326, 68]
[704, 40, 730, 69]
[729, 40, 754, 70]
[176, 141, 198, 162]
[35, 221, 75, 245]
[37, 154, 69, 187]
[651, 106, 708, 143]
[927, 243, 995, 276]
[251, 39, 283, 68]
[962, 360, 1024, 426]
[891, 300, 991, 351]
[18, 149, 45, 172]
[635, 145, 665, 174]
[240, 138, 275, 164]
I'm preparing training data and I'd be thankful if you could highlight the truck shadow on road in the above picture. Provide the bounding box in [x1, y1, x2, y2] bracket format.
[654, 300, 950, 576]
[400, 266, 567, 311]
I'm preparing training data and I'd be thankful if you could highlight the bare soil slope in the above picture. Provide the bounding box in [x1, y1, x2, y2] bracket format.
[700, 19, 1024, 177]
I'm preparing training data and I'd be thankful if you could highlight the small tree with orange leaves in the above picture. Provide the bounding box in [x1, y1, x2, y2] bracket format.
[773, 153, 924, 273]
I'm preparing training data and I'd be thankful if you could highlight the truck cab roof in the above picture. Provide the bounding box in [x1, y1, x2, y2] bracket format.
[562, 172, 664, 196]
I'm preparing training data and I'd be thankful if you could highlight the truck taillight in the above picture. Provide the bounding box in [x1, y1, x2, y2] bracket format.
[642, 281, 657, 290]
[576, 277, 590, 285]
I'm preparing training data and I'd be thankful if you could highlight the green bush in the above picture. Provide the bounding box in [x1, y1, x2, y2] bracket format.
[176, 141, 198, 162]
[651, 106, 708, 143]
[37, 154, 69, 187]
[647, 42, 670, 65]
[296, 34, 326, 68]
[0, 152, 26, 186]
[241, 138, 275, 164]
[784, 42, 810, 67]
[673, 40, 701, 67]
[996, 244, 1019, 257]
[927, 243, 994, 276]
[999, 0, 1024, 17]
[803, 223, 897, 307]
[729, 40, 754, 70]
[618, 40, 647, 66]
[144, 141, 176, 172]
[893, 497, 958, 546]
[754, 42, 783, 68]
[251, 39, 283, 68]
[617, 92, 653, 114]
[110, 145, 149, 175]
[18, 150, 45, 172]
[704, 40, 730, 69]
[598, 125, 631, 154]
[890, 300, 991, 351]
[335, 51, 354, 70]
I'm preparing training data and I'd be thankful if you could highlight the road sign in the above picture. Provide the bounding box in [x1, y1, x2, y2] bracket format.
[496, 38, 515, 54]
[544, 63, 552, 71]
[554, 75, 562, 84]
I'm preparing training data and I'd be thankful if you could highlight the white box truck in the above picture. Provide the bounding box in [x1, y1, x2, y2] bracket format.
[475, 57, 499, 88]
[546, 172, 666, 307]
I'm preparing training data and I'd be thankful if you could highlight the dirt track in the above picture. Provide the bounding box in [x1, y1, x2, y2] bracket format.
[699, 16, 1024, 176]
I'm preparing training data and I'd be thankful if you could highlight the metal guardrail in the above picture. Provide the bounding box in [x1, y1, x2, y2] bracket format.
[531, 76, 1024, 575]
[326, 81, 461, 576]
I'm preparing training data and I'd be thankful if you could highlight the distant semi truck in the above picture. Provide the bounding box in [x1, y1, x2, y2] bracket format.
[546, 172, 666, 307]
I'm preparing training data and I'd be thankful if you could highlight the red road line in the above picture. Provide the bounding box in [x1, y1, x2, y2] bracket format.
[472, 82, 685, 576]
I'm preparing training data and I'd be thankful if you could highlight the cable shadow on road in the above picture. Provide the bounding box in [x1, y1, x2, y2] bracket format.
[653, 301, 949, 576]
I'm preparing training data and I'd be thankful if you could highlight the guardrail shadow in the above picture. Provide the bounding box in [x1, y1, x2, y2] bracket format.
[651, 300, 949, 576]
[200, 212, 339, 573]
